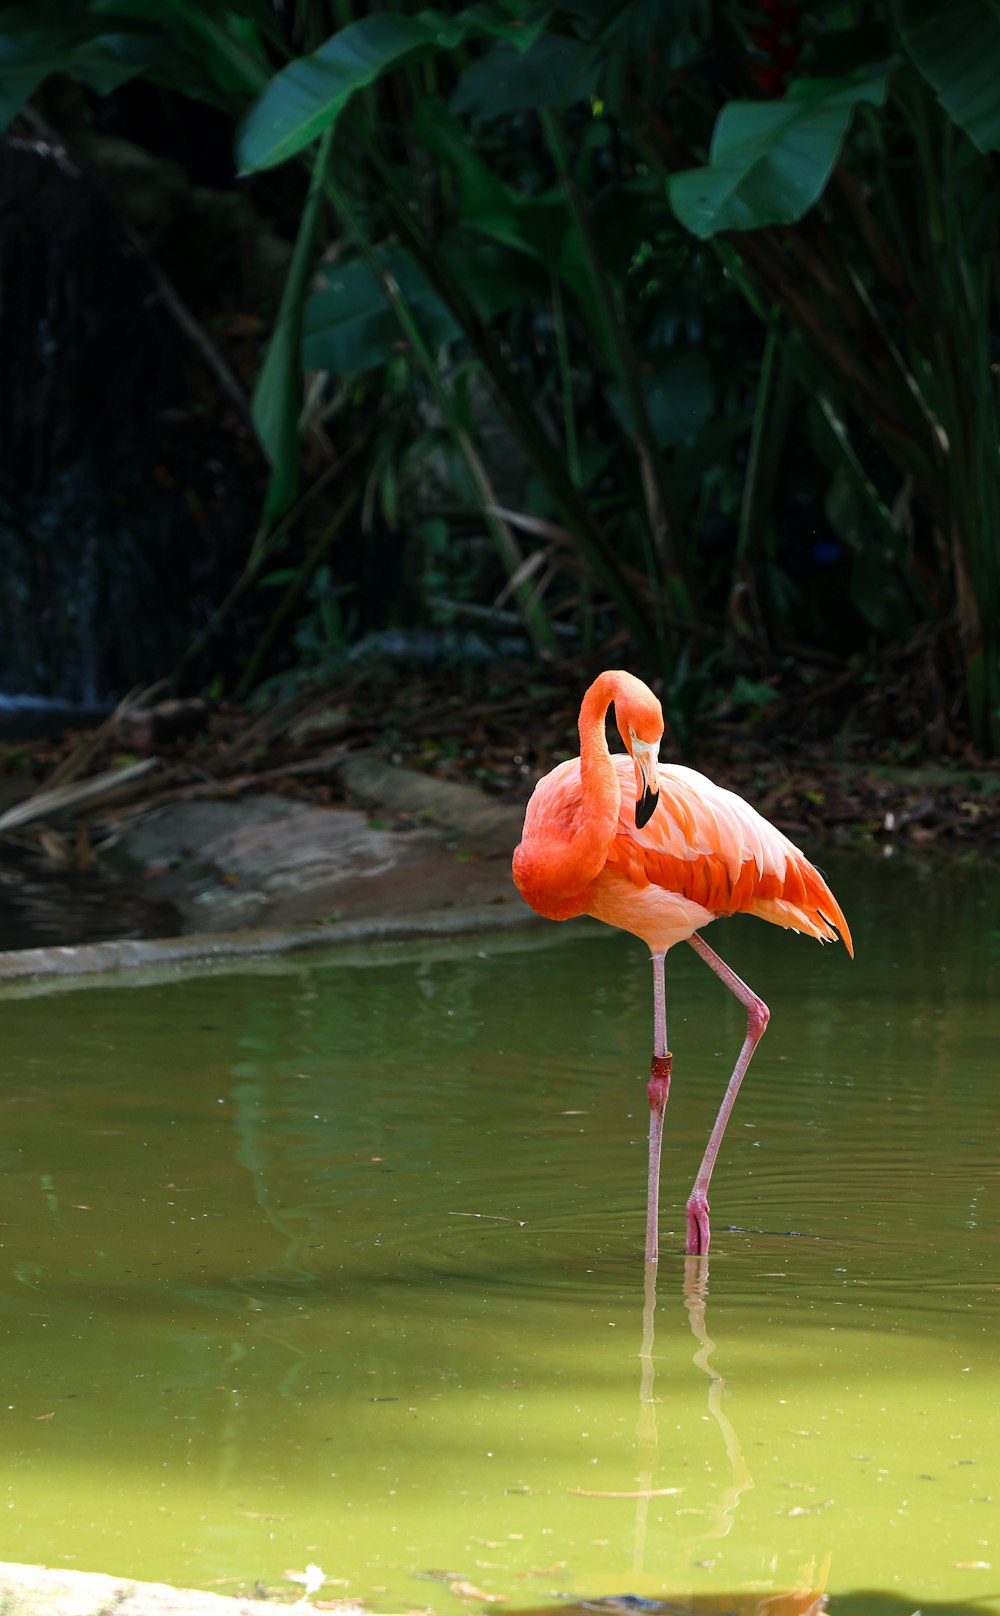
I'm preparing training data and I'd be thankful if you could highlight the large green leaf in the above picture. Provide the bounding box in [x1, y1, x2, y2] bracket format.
[252, 125, 333, 516]
[0, 2, 264, 125]
[303, 238, 543, 373]
[0, 28, 152, 126]
[0, 54, 56, 130]
[303, 251, 459, 375]
[413, 99, 592, 318]
[69, 33, 155, 93]
[668, 72, 887, 238]
[0, 14, 97, 129]
[450, 34, 599, 120]
[90, 0, 270, 99]
[898, 0, 1000, 154]
[415, 99, 564, 257]
[236, 4, 549, 174]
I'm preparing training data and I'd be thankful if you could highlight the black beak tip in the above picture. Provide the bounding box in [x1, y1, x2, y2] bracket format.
[635, 787, 659, 830]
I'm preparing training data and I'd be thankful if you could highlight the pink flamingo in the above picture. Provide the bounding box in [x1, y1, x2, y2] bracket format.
[512, 670, 853, 1260]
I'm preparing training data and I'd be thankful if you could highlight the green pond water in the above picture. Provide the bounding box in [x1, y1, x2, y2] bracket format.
[0, 854, 997, 1615]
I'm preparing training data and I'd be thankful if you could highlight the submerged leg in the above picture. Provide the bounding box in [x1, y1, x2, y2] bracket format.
[685, 933, 770, 1256]
[646, 951, 671, 1264]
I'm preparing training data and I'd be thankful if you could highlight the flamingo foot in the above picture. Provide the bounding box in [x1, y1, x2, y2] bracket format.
[685, 1190, 710, 1256]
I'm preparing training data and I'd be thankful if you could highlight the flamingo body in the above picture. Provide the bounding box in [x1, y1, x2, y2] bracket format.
[512, 669, 853, 1260]
[515, 753, 853, 957]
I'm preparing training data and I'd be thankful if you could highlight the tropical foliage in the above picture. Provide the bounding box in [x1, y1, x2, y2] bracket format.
[5, 0, 1000, 750]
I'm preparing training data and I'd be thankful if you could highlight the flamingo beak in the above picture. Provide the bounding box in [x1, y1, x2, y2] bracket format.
[633, 742, 659, 830]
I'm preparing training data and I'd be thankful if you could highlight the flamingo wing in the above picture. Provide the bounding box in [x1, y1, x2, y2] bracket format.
[512, 757, 602, 920]
[607, 757, 853, 955]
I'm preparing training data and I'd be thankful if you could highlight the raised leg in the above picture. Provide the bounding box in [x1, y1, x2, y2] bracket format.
[646, 951, 671, 1264]
[684, 933, 770, 1256]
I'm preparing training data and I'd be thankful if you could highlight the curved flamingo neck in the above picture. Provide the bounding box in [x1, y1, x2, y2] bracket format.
[511, 672, 625, 917]
[574, 672, 625, 859]
[579, 670, 625, 789]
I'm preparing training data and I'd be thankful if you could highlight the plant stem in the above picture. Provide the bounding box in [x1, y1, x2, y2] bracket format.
[551, 276, 581, 490]
[370, 159, 658, 658]
[235, 488, 360, 699]
[252, 122, 336, 516]
[325, 180, 559, 657]
[540, 108, 696, 641]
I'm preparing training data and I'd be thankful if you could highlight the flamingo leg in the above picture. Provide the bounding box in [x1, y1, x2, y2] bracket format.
[684, 933, 770, 1256]
[645, 951, 671, 1264]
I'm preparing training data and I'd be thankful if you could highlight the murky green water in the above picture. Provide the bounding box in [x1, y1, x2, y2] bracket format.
[0, 854, 997, 1613]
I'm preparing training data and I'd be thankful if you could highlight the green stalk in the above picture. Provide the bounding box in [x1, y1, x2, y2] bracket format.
[971, 257, 1000, 748]
[551, 275, 593, 651]
[235, 488, 360, 700]
[812, 392, 932, 619]
[170, 448, 360, 688]
[541, 109, 696, 641]
[252, 123, 336, 520]
[325, 181, 559, 658]
[731, 319, 794, 647]
[369, 160, 658, 658]
[719, 208, 936, 624]
[551, 276, 581, 490]
[915, 89, 993, 747]
[158, 2, 273, 97]
[735, 320, 781, 568]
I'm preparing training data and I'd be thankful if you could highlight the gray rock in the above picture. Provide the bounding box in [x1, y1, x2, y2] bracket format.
[0, 1558, 292, 1614]
[111, 795, 419, 932]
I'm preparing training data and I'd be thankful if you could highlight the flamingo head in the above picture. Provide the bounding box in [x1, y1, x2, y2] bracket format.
[616, 676, 663, 830]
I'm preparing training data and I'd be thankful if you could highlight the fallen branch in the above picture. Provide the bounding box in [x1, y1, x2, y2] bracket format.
[43, 686, 161, 791]
[0, 759, 161, 836]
